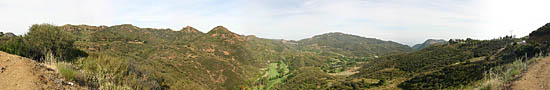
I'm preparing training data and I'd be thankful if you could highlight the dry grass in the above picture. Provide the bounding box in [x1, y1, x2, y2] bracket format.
[474, 57, 541, 90]
[43, 52, 58, 71]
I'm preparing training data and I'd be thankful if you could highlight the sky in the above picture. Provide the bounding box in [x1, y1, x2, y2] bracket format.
[0, 0, 549, 46]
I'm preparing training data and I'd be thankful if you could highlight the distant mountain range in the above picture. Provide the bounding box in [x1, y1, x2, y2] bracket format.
[298, 32, 413, 57]
[1, 22, 549, 89]
[411, 39, 448, 50]
[0, 32, 16, 38]
[46, 24, 414, 89]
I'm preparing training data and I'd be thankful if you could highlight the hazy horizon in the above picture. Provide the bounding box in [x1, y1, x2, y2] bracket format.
[1, 0, 550, 46]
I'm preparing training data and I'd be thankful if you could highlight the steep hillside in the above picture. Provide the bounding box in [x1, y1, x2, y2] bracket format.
[34, 24, 411, 89]
[298, 32, 413, 57]
[526, 22, 550, 57]
[528, 22, 550, 44]
[411, 39, 448, 50]
[60, 24, 258, 89]
[6, 23, 545, 90]
[352, 34, 546, 89]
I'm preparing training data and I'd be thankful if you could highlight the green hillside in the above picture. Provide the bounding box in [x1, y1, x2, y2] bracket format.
[1, 24, 415, 89]
[528, 22, 550, 44]
[351, 28, 550, 89]
[1, 22, 549, 90]
[298, 32, 413, 57]
[411, 39, 448, 50]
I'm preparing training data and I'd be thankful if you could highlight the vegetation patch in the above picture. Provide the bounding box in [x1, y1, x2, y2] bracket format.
[57, 62, 78, 81]
[1, 23, 549, 89]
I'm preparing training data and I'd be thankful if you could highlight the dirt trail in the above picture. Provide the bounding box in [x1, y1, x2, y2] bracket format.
[328, 67, 360, 76]
[511, 57, 550, 90]
[490, 47, 507, 60]
[0, 51, 85, 90]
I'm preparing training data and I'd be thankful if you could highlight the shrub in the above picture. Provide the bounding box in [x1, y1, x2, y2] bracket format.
[23, 24, 86, 61]
[58, 62, 77, 81]
[0, 36, 37, 58]
[75, 54, 161, 89]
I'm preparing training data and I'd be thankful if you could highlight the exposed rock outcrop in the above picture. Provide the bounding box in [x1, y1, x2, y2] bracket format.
[206, 26, 246, 43]
[181, 26, 203, 34]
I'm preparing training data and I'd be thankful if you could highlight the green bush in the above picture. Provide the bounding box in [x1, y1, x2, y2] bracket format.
[24, 24, 86, 61]
[0, 24, 87, 61]
[0, 36, 37, 58]
[75, 54, 161, 89]
[58, 62, 78, 81]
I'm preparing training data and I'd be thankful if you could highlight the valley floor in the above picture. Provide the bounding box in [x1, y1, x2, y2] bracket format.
[511, 57, 550, 90]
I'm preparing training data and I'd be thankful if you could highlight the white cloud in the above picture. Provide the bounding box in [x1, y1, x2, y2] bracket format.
[235, 0, 484, 45]
[0, 0, 115, 34]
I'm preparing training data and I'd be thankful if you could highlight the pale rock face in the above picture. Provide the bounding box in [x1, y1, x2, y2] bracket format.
[181, 26, 203, 33]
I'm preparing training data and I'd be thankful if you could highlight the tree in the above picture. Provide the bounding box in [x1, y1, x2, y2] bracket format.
[0, 36, 35, 57]
[448, 39, 457, 44]
[24, 24, 84, 61]
[466, 38, 473, 41]
[3, 32, 16, 38]
[376, 79, 385, 86]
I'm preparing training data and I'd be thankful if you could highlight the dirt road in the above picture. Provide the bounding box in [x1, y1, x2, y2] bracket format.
[328, 67, 360, 76]
[0, 51, 85, 90]
[511, 57, 550, 90]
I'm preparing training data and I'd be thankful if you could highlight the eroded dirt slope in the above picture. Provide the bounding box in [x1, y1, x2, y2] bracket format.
[0, 51, 85, 90]
[511, 57, 550, 90]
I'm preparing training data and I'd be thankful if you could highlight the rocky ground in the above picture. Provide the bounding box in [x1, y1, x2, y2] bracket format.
[0, 51, 86, 90]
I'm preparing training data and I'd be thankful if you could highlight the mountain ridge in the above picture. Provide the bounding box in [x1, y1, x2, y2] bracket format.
[298, 32, 413, 57]
[55, 24, 415, 89]
[528, 22, 550, 44]
[180, 26, 203, 34]
[412, 39, 448, 50]
[53, 24, 420, 47]
[207, 26, 235, 35]
[1, 23, 550, 90]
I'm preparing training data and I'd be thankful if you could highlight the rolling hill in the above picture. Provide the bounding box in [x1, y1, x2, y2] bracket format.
[1, 22, 549, 90]
[298, 32, 413, 57]
[411, 39, 448, 50]
[20, 24, 412, 89]
[528, 22, 550, 44]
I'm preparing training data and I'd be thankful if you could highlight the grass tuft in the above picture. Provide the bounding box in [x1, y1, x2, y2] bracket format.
[477, 57, 533, 90]
[57, 62, 77, 81]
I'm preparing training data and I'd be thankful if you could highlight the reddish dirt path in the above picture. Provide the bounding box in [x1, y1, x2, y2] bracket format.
[0, 51, 85, 90]
[511, 57, 550, 90]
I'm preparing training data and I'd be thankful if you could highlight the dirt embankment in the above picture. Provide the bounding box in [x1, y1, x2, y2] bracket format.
[511, 57, 550, 90]
[0, 51, 85, 90]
